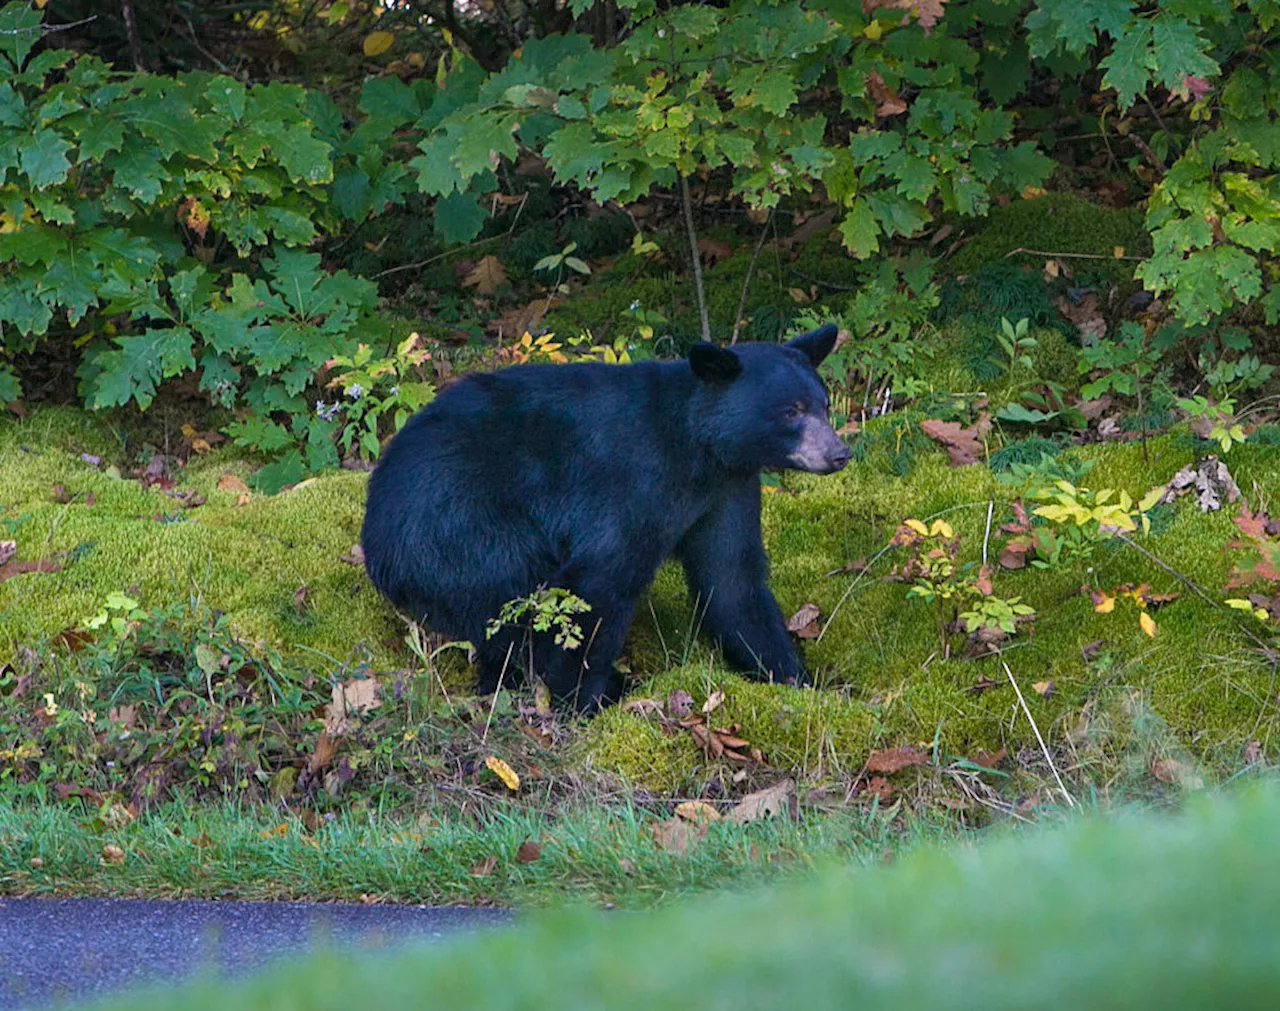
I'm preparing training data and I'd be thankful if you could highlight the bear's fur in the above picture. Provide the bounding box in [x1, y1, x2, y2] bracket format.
[361, 324, 849, 710]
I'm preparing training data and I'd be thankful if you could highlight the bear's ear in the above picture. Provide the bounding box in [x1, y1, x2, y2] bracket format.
[689, 342, 742, 382]
[786, 323, 839, 368]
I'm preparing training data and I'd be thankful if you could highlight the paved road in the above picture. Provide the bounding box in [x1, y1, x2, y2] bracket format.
[0, 897, 510, 1009]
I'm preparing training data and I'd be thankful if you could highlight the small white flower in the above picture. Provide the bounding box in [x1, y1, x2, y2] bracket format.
[629, 299, 640, 311]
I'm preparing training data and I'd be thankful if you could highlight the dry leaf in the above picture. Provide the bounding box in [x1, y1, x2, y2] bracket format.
[0, 541, 14, 566]
[1244, 740, 1264, 765]
[324, 678, 381, 735]
[1139, 611, 1157, 637]
[515, 840, 541, 863]
[865, 746, 930, 774]
[785, 603, 821, 637]
[1031, 680, 1055, 698]
[702, 690, 725, 715]
[971, 747, 1007, 769]
[696, 237, 733, 265]
[666, 689, 694, 719]
[101, 844, 125, 864]
[338, 544, 365, 566]
[727, 779, 796, 824]
[866, 70, 907, 116]
[620, 698, 663, 717]
[919, 415, 990, 467]
[462, 255, 508, 295]
[485, 755, 521, 792]
[675, 800, 722, 825]
[1150, 757, 1202, 788]
[650, 818, 706, 855]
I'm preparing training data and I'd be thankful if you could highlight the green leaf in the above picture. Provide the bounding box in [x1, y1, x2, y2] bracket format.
[996, 403, 1060, 424]
[410, 134, 464, 196]
[554, 95, 586, 120]
[0, 2, 45, 71]
[452, 115, 519, 180]
[1151, 16, 1218, 91]
[434, 190, 488, 244]
[332, 169, 371, 220]
[77, 115, 125, 161]
[838, 198, 880, 258]
[999, 142, 1056, 189]
[20, 128, 72, 189]
[359, 75, 421, 123]
[0, 363, 20, 402]
[0, 82, 24, 127]
[752, 70, 800, 116]
[107, 145, 168, 203]
[250, 450, 309, 495]
[1101, 23, 1155, 111]
[198, 350, 240, 407]
[206, 76, 247, 119]
[272, 122, 334, 185]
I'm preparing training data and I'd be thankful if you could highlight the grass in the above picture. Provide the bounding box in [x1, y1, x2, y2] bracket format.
[0, 793, 951, 908]
[84, 780, 1280, 1011]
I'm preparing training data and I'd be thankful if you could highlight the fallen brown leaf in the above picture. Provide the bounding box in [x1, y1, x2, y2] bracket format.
[324, 679, 381, 736]
[1031, 680, 1055, 698]
[515, 840, 541, 864]
[702, 690, 725, 715]
[785, 603, 822, 637]
[919, 415, 991, 467]
[675, 800, 722, 825]
[101, 844, 125, 865]
[650, 817, 706, 855]
[338, 544, 365, 566]
[865, 746, 930, 774]
[462, 255, 508, 295]
[727, 779, 796, 824]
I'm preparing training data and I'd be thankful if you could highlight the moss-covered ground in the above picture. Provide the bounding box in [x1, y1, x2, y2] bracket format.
[2, 191, 1277, 907]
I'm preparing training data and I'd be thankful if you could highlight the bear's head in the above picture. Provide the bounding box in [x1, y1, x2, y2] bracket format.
[688, 323, 852, 476]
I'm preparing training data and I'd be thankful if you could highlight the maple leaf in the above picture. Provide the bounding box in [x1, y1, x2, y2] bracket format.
[863, 0, 947, 34]
[462, 255, 507, 295]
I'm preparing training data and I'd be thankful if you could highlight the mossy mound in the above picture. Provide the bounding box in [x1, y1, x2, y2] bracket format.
[0, 407, 400, 668]
[944, 192, 1150, 285]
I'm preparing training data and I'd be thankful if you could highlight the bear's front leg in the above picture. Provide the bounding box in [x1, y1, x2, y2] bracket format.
[675, 481, 808, 686]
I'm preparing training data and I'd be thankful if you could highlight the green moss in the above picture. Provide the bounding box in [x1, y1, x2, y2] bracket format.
[6, 405, 1280, 793]
[0, 409, 400, 669]
[946, 193, 1150, 282]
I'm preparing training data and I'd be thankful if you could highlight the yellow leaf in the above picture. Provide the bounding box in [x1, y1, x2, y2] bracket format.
[1139, 611, 1157, 637]
[863, 19, 883, 39]
[904, 518, 929, 536]
[1094, 594, 1116, 614]
[363, 31, 394, 57]
[930, 520, 954, 539]
[1113, 245, 1125, 258]
[485, 755, 520, 791]
[674, 800, 722, 824]
[1022, 185, 1047, 199]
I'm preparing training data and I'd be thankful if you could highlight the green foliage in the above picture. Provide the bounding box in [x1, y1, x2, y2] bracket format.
[322, 333, 437, 462]
[487, 588, 594, 652]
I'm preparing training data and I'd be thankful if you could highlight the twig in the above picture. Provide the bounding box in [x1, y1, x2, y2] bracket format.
[1003, 660, 1076, 808]
[1113, 532, 1221, 608]
[981, 498, 994, 568]
[373, 192, 526, 280]
[481, 640, 516, 745]
[1003, 247, 1144, 262]
[0, 14, 96, 36]
[730, 208, 773, 345]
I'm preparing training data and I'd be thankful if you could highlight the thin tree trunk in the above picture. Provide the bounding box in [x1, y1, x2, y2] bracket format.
[121, 0, 144, 71]
[680, 172, 710, 342]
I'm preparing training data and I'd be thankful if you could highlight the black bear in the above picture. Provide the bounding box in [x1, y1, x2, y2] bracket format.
[360, 324, 850, 711]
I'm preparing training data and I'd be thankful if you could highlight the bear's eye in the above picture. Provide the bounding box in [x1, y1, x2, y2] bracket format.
[783, 404, 804, 421]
